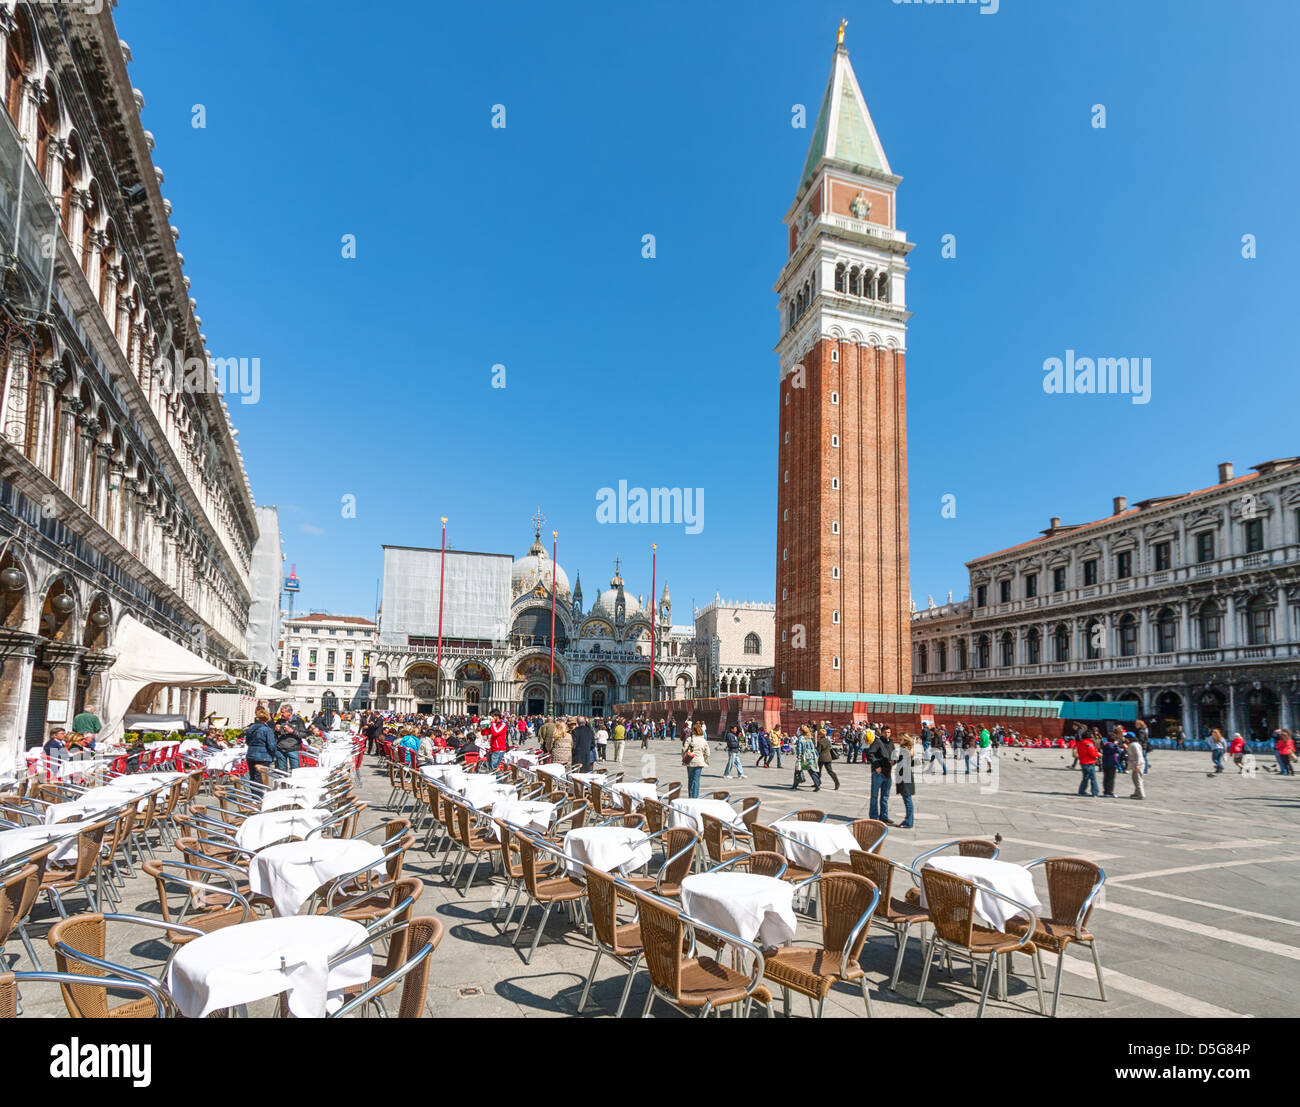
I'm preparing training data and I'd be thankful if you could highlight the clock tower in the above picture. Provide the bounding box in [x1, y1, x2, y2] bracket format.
[774, 32, 913, 696]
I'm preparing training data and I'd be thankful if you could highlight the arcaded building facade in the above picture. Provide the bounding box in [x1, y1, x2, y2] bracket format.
[0, 3, 258, 762]
[910, 459, 1300, 740]
[774, 36, 913, 697]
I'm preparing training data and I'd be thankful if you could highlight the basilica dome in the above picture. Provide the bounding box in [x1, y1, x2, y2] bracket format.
[589, 564, 642, 622]
[511, 534, 571, 600]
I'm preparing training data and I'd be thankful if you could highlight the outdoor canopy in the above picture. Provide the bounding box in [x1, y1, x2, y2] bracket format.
[99, 614, 234, 743]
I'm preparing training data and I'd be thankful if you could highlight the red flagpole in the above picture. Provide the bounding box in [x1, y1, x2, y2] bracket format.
[548, 531, 558, 713]
[650, 543, 657, 705]
[436, 516, 447, 712]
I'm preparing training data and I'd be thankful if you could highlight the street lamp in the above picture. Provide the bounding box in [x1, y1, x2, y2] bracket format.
[436, 516, 447, 714]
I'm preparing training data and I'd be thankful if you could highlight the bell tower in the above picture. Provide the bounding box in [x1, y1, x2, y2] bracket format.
[774, 29, 913, 695]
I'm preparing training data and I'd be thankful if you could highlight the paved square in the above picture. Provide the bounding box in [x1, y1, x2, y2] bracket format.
[14, 743, 1298, 1018]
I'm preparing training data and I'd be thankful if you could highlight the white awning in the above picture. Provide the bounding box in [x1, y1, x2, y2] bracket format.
[100, 615, 233, 743]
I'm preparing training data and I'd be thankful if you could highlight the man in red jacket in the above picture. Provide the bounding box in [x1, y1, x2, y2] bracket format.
[487, 710, 510, 771]
[1076, 730, 1100, 797]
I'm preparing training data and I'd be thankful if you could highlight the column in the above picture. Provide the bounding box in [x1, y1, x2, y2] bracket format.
[1224, 594, 1238, 647]
[1139, 608, 1151, 656]
[1178, 599, 1190, 655]
[0, 645, 37, 768]
[106, 462, 125, 542]
[1181, 686, 1195, 741]
[74, 413, 95, 511]
[92, 439, 111, 529]
[1227, 684, 1238, 737]
[33, 364, 59, 475]
[56, 398, 81, 493]
[1275, 588, 1289, 645]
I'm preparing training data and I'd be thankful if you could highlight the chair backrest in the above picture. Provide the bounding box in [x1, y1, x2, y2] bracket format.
[393, 916, 443, 1018]
[516, 834, 550, 896]
[750, 823, 779, 854]
[700, 813, 727, 864]
[0, 971, 13, 1017]
[72, 822, 110, 881]
[583, 865, 631, 953]
[958, 838, 998, 860]
[711, 791, 731, 802]
[642, 797, 665, 833]
[745, 851, 787, 879]
[619, 813, 646, 831]
[634, 891, 685, 998]
[498, 821, 523, 878]
[377, 878, 424, 976]
[819, 872, 878, 962]
[848, 850, 893, 902]
[660, 829, 698, 887]
[640, 777, 658, 784]
[794, 809, 825, 822]
[0, 863, 39, 946]
[662, 782, 681, 802]
[47, 913, 112, 1017]
[740, 799, 761, 831]
[920, 867, 976, 948]
[1042, 857, 1102, 928]
[849, 819, 888, 853]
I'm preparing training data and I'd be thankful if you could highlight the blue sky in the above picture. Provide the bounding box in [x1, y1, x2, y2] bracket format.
[118, 0, 1298, 621]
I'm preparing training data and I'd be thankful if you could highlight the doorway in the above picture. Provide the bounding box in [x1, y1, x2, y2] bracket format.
[527, 697, 545, 716]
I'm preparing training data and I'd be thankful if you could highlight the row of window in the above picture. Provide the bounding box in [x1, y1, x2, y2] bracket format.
[291, 671, 355, 683]
[917, 598, 1277, 673]
[300, 626, 370, 636]
[832, 263, 889, 301]
[290, 649, 371, 667]
[976, 522, 1267, 606]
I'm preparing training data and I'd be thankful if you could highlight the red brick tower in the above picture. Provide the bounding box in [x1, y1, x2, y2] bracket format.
[774, 32, 913, 696]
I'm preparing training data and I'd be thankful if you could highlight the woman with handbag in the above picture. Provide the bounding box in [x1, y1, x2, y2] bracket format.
[793, 726, 820, 791]
[682, 722, 710, 798]
[893, 734, 916, 828]
[816, 728, 840, 791]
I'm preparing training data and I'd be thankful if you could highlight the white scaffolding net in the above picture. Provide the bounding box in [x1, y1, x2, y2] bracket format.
[381, 546, 511, 646]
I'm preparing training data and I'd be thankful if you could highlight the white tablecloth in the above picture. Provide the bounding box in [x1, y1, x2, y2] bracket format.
[502, 749, 541, 767]
[104, 770, 186, 791]
[770, 819, 860, 871]
[563, 827, 652, 875]
[421, 764, 467, 791]
[249, 839, 384, 916]
[681, 872, 797, 946]
[286, 767, 334, 788]
[0, 821, 96, 866]
[310, 746, 355, 771]
[261, 787, 326, 812]
[43, 782, 156, 824]
[236, 809, 327, 851]
[921, 856, 1043, 932]
[607, 782, 659, 809]
[488, 800, 556, 839]
[569, 772, 607, 785]
[535, 763, 567, 781]
[204, 746, 247, 772]
[166, 915, 372, 1018]
[667, 798, 745, 835]
[457, 778, 517, 809]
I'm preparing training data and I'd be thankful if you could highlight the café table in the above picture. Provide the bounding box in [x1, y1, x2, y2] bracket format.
[563, 826, 652, 875]
[421, 763, 467, 791]
[606, 781, 659, 810]
[43, 782, 161, 824]
[535, 763, 567, 782]
[488, 799, 556, 839]
[457, 778, 517, 809]
[166, 915, 372, 1018]
[104, 770, 187, 790]
[204, 746, 248, 772]
[920, 856, 1044, 932]
[236, 809, 327, 851]
[666, 798, 746, 835]
[680, 872, 797, 946]
[285, 767, 334, 788]
[261, 787, 326, 812]
[569, 771, 607, 786]
[0, 820, 98, 866]
[502, 749, 541, 767]
[770, 817, 860, 871]
[249, 838, 384, 917]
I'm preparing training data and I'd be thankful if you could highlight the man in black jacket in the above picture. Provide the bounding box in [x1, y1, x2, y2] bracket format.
[866, 725, 895, 822]
[571, 717, 597, 772]
[272, 703, 307, 770]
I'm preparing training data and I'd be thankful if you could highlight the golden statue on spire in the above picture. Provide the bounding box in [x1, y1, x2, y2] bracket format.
[837, 18, 847, 46]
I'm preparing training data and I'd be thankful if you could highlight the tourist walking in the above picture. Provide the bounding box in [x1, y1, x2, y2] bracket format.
[549, 718, 573, 766]
[1229, 732, 1247, 772]
[682, 722, 710, 798]
[866, 725, 895, 821]
[722, 725, 746, 779]
[757, 729, 773, 768]
[1076, 729, 1100, 797]
[1274, 729, 1295, 775]
[816, 728, 840, 791]
[894, 734, 916, 828]
[770, 725, 785, 769]
[1208, 728, 1227, 775]
[595, 721, 609, 761]
[244, 707, 277, 787]
[611, 718, 626, 762]
[487, 710, 510, 771]
[1127, 735, 1146, 799]
[924, 729, 947, 775]
[1101, 730, 1120, 797]
[573, 717, 597, 773]
[272, 703, 306, 771]
[792, 726, 821, 791]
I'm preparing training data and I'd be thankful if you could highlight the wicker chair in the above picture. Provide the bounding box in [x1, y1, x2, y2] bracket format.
[904, 839, 1000, 904]
[916, 867, 1044, 1017]
[512, 834, 587, 965]
[763, 872, 880, 1017]
[701, 813, 747, 870]
[823, 819, 889, 875]
[621, 828, 698, 898]
[792, 809, 826, 822]
[634, 890, 772, 1018]
[329, 916, 443, 1019]
[47, 913, 191, 1017]
[738, 798, 762, 833]
[1, 863, 40, 967]
[750, 823, 817, 885]
[140, 858, 251, 945]
[711, 791, 731, 802]
[661, 782, 682, 803]
[642, 797, 666, 833]
[0, 969, 167, 1018]
[589, 782, 622, 819]
[578, 866, 644, 1016]
[741, 851, 789, 879]
[0, 848, 50, 968]
[39, 822, 110, 917]
[1004, 857, 1106, 1017]
[848, 850, 930, 990]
